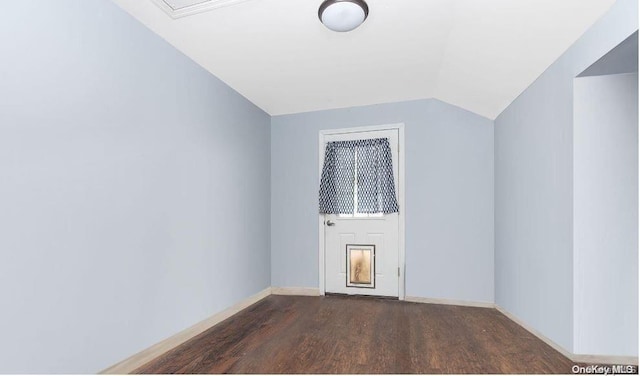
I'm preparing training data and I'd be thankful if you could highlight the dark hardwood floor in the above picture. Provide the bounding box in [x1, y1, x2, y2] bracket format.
[134, 294, 576, 374]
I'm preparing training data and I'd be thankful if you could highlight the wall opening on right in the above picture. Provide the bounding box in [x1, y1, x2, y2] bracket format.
[573, 31, 639, 357]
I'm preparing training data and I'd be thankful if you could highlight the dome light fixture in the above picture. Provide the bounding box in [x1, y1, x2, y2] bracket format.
[318, 0, 369, 32]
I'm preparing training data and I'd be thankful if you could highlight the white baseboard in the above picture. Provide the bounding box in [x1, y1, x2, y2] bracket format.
[572, 354, 638, 366]
[407, 297, 638, 365]
[495, 305, 639, 366]
[405, 295, 495, 308]
[100, 287, 272, 374]
[101, 288, 637, 374]
[494, 305, 575, 360]
[271, 286, 320, 296]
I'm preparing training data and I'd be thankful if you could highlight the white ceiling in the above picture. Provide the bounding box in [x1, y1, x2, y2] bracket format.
[110, 0, 615, 119]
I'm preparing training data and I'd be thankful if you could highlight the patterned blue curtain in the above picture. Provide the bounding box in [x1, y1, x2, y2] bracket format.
[319, 138, 399, 214]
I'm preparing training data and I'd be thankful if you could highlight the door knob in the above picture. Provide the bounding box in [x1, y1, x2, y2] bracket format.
[326, 220, 335, 226]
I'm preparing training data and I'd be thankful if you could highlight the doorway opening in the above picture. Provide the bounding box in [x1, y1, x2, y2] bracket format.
[572, 31, 638, 357]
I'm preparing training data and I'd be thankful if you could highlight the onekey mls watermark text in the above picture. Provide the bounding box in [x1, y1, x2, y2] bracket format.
[572, 364, 638, 374]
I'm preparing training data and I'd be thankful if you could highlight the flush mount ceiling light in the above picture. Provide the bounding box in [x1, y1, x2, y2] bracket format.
[318, 0, 369, 32]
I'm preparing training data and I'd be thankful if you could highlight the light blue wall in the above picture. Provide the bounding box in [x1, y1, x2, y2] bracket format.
[0, 0, 270, 373]
[578, 31, 638, 77]
[2, 0, 635, 372]
[271, 99, 494, 303]
[573, 72, 638, 356]
[494, 0, 638, 353]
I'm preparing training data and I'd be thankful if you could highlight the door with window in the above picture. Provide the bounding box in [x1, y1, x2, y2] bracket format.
[320, 128, 401, 298]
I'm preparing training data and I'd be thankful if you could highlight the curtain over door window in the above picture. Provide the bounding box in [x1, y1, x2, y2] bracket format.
[319, 138, 399, 215]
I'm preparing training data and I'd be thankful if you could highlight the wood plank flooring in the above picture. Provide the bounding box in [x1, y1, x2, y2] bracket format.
[134, 294, 576, 374]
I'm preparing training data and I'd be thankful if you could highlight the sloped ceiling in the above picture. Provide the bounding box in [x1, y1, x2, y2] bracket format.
[111, 0, 615, 119]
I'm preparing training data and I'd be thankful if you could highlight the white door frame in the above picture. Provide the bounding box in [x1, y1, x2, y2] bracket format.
[318, 123, 406, 300]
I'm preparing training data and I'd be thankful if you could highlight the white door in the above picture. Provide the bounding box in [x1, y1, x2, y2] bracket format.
[322, 129, 401, 298]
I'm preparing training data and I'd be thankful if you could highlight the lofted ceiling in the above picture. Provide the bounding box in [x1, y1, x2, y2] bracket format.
[110, 0, 615, 119]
